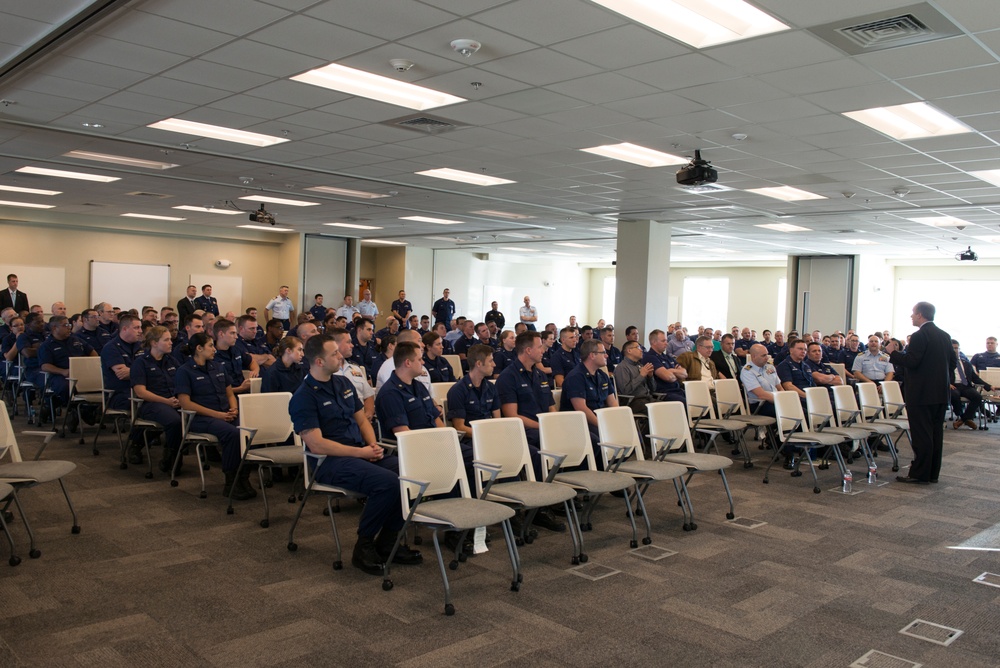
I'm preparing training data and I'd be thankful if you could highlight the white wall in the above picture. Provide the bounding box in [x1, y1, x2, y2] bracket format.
[854, 255, 894, 336]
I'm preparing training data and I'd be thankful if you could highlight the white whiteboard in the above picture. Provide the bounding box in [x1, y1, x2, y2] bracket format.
[90, 261, 170, 313]
[190, 274, 243, 316]
[4, 264, 65, 313]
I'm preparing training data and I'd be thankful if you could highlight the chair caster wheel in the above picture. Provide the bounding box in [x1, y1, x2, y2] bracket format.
[642, 537, 652, 545]
[227, 507, 234, 515]
[511, 582, 520, 592]
[92, 448, 99, 456]
[287, 542, 297, 552]
[382, 580, 393, 591]
[71, 525, 80, 534]
[813, 487, 821, 494]
[170, 480, 178, 487]
[818, 463, 829, 470]
[726, 512, 735, 520]
[571, 556, 580, 565]
[790, 470, 802, 477]
[683, 524, 692, 532]
[444, 604, 455, 616]
[846, 457, 854, 465]
[298, 493, 304, 501]
[119, 462, 127, 470]
[635, 507, 644, 517]
[323, 508, 330, 516]
[524, 535, 534, 544]
[29, 549, 40, 559]
[744, 462, 754, 469]
[690, 523, 697, 530]
[144, 472, 153, 479]
[8, 556, 20, 566]
[892, 466, 899, 472]
[630, 540, 638, 548]
[198, 491, 207, 499]
[516, 538, 525, 547]
[332, 560, 342, 570]
[762, 478, 769, 484]
[458, 552, 467, 563]
[413, 536, 422, 545]
[260, 519, 269, 528]
[449, 560, 459, 571]
[287, 495, 296, 503]
[579, 553, 588, 563]
[583, 522, 593, 532]
[264, 481, 273, 489]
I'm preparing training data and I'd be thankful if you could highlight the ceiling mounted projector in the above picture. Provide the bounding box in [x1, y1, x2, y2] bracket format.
[956, 246, 978, 261]
[249, 204, 275, 225]
[676, 150, 717, 186]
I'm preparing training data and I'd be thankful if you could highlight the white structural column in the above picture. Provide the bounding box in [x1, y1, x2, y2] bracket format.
[614, 219, 671, 344]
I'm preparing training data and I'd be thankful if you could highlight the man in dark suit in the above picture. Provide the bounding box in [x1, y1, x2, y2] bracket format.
[0, 274, 29, 313]
[176, 284, 198, 322]
[711, 333, 742, 388]
[949, 339, 991, 430]
[889, 302, 957, 484]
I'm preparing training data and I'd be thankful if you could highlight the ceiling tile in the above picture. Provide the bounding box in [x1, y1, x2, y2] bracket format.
[142, 0, 291, 36]
[97, 13, 236, 57]
[473, 0, 625, 45]
[304, 0, 456, 40]
[545, 72, 660, 105]
[246, 14, 383, 60]
[477, 48, 602, 87]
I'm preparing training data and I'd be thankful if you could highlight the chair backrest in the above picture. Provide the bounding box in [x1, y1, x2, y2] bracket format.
[646, 401, 696, 455]
[471, 418, 535, 496]
[430, 381, 454, 403]
[551, 388, 562, 411]
[773, 390, 807, 436]
[249, 377, 262, 394]
[595, 406, 644, 468]
[683, 380, 717, 425]
[979, 368, 1000, 387]
[0, 406, 24, 463]
[538, 411, 597, 476]
[69, 356, 104, 394]
[442, 355, 463, 381]
[242, 369, 253, 380]
[855, 382, 882, 420]
[237, 392, 294, 449]
[714, 378, 747, 417]
[831, 385, 861, 424]
[828, 362, 847, 385]
[396, 428, 467, 511]
[804, 387, 836, 430]
[880, 380, 908, 418]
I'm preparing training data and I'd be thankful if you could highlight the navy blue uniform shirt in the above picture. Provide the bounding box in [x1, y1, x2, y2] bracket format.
[289, 373, 363, 447]
[261, 360, 305, 394]
[496, 358, 554, 422]
[776, 357, 814, 390]
[131, 350, 178, 398]
[77, 327, 111, 353]
[38, 335, 93, 370]
[424, 354, 455, 384]
[446, 374, 500, 425]
[214, 346, 248, 388]
[174, 358, 230, 412]
[101, 335, 142, 394]
[642, 349, 681, 394]
[375, 371, 441, 432]
[550, 346, 581, 380]
[560, 363, 615, 412]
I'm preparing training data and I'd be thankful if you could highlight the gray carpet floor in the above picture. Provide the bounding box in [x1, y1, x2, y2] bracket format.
[2, 418, 1000, 667]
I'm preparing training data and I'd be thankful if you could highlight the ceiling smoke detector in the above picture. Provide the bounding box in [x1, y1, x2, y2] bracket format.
[389, 59, 414, 72]
[450, 39, 481, 57]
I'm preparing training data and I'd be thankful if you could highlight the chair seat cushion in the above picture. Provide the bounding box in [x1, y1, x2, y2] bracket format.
[661, 452, 732, 470]
[188, 433, 219, 443]
[696, 419, 748, 432]
[731, 415, 776, 427]
[786, 432, 845, 446]
[617, 459, 689, 480]
[415, 497, 514, 530]
[487, 480, 576, 507]
[822, 427, 873, 440]
[554, 470, 634, 494]
[875, 418, 908, 430]
[246, 445, 301, 465]
[0, 460, 76, 484]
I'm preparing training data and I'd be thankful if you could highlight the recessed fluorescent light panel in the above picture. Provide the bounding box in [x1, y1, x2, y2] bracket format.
[121, 213, 186, 221]
[291, 63, 465, 111]
[416, 168, 515, 186]
[239, 224, 296, 232]
[499, 247, 539, 252]
[400, 215, 464, 225]
[589, 0, 790, 48]
[0, 184, 61, 196]
[324, 222, 383, 230]
[580, 143, 687, 167]
[747, 186, 826, 201]
[755, 223, 811, 232]
[471, 210, 534, 219]
[173, 205, 242, 215]
[239, 195, 319, 207]
[970, 170, 1000, 187]
[63, 150, 179, 170]
[843, 102, 973, 140]
[0, 199, 56, 209]
[365, 239, 407, 245]
[147, 118, 289, 147]
[840, 239, 879, 245]
[305, 186, 389, 199]
[15, 166, 119, 182]
[555, 242, 597, 248]
[906, 216, 969, 228]
[974, 235, 1000, 243]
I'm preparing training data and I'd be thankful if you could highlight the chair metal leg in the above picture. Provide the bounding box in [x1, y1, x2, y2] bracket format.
[631, 483, 653, 542]
[195, 444, 208, 498]
[0, 499, 19, 566]
[324, 496, 343, 569]
[57, 479, 81, 534]
[431, 529, 455, 615]
[621, 487, 640, 548]
[718, 469, 736, 520]
[257, 466, 271, 527]
[883, 434, 900, 472]
[801, 448, 821, 493]
[566, 499, 586, 564]
[674, 476, 697, 531]
[500, 519, 522, 591]
[7, 488, 39, 558]
[226, 453, 250, 514]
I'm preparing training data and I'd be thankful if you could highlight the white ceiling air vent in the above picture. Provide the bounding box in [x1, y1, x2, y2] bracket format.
[809, 3, 962, 55]
[126, 191, 172, 199]
[385, 114, 464, 134]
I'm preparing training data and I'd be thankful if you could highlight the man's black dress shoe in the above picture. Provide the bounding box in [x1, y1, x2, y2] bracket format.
[895, 476, 929, 485]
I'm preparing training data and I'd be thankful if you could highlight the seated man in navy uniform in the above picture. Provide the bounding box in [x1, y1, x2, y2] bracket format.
[951, 339, 991, 430]
[76, 308, 111, 353]
[37, 315, 97, 422]
[235, 315, 275, 369]
[212, 319, 256, 395]
[740, 344, 781, 419]
[446, 343, 498, 481]
[561, 338, 618, 464]
[350, 317, 377, 378]
[375, 341, 443, 437]
[374, 316, 400, 347]
[776, 339, 813, 403]
[422, 331, 456, 384]
[642, 329, 687, 404]
[970, 337, 1000, 371]
[803, 341, 843, 394]
[290, 334, 421, 575]
[452, 319, 479, 371]
[102, 314, 145, 461]
[600, 326, 621, 373]
[550, 326, 581, 388]
[734, 327, 756, 360]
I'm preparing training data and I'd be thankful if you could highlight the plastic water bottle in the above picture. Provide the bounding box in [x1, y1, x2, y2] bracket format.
[868, 462, 877, 484]
[842, 469, 853, 494]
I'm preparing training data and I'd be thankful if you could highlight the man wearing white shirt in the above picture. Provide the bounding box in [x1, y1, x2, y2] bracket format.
[518, 295, 538, 331]
[265, 285, 295, 331]
[357, 289, 379, 319]
[335, 295, 359, 321]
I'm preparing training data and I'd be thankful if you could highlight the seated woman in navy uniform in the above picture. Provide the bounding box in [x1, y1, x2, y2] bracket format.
[131, 326, 183, 474]
[261, 336, 304, 394]
[371, 334, 396, 381]
[173, 332, 255, 501]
